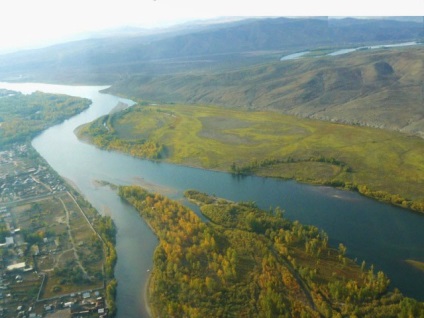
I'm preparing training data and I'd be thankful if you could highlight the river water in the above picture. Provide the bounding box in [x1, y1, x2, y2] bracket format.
[1, 82, 424, 316]
[280, 41, 421, 60]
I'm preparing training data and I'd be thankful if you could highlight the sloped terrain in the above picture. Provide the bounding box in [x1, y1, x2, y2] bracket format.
[0, 17, 422, 83]
[107, 47, 424, 137]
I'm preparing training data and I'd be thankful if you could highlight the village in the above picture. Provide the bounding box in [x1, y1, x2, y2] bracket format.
[0, 144, 67, 205]
[0, 144, 108, 317]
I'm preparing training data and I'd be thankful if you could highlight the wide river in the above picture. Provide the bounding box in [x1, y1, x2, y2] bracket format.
[1, 83, 424, 317]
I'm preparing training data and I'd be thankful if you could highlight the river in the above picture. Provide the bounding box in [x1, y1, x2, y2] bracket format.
[280, 41, 421, 60]
[1, 82, 424, 317]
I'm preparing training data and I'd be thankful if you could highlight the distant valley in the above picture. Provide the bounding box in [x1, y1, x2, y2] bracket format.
[0, 17, 422, 138]
[2, 16, 424, 318]
[107, 46, 424, 137]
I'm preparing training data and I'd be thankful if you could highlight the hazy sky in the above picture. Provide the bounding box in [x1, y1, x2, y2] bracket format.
[0, 0, 422, 52]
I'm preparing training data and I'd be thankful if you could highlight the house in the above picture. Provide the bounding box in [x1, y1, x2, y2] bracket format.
[6, 262, 26, 271]
[5, 236, 14, 246]
[64, 301, 73, 308]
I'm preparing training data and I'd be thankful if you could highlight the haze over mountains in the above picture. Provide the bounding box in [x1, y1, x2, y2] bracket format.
[1, 17, 422, 81]
[0, 16, 423, 136]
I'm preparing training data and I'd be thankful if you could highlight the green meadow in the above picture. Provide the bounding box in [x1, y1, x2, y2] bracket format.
[78, 104, 424, 212]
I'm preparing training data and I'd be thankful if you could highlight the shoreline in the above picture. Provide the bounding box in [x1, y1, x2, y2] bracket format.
[144, 271, 153, 318]
[78, 135, 424, 216]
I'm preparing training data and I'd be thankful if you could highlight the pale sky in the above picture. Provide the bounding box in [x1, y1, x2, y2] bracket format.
[0, 0, 422, 53]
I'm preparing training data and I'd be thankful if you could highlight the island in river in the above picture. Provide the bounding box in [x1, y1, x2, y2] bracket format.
[1, 82, 423, 317]
[119, 185, 424, 317]
[76, 103, 424, 213]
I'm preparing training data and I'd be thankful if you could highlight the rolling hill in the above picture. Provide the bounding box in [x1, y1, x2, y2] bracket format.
[0, 17, 422, 83]
[106, 46, 424, 137]
[0, 17, 423, 136]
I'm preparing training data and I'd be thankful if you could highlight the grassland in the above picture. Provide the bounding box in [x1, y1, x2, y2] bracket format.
[78, 103, 424, 212]
[107, 47, 424, 138]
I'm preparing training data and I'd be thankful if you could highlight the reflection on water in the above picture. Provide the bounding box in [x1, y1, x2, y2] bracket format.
[309, 186, 362, 202]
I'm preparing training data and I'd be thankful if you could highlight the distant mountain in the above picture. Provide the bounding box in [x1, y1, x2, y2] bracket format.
[0, 17, 422, 83]
[0, 17, 422, 138]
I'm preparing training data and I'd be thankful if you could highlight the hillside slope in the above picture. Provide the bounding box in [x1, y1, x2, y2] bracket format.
[0, 17, 422, 83]
[107, 47, 424, 137]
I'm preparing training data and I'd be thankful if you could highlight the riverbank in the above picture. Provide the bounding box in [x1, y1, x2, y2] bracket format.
[119, 185, 424, 317]
[1, 82, 421, 313]
[144, 272, 153, 318]
[76, 103, 424, 215]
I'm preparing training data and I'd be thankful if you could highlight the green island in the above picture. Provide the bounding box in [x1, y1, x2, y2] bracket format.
[0, 91, 116, 317]
[119, 185, 424, 317]
[78, 104, 424, 213]
[0, 89, 91, 147]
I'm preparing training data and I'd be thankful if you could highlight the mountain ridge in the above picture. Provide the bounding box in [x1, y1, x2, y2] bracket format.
[105, 46, 424, 137]
[0, 17, 423, 137]
[0, 17, 422, 83]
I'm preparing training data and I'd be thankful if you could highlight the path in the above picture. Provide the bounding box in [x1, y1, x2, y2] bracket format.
[58, 196, 89, 278]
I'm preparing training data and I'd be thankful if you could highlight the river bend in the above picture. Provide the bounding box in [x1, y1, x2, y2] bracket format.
[1, 82, 423, 317]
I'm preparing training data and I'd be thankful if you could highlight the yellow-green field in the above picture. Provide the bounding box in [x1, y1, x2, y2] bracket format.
[78, 104, 424, 211]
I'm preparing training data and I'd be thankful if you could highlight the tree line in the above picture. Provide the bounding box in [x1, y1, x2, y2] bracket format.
[77, 114, 163, 159]
[119, 186, 424, 317]
[0, 91, 91, 148]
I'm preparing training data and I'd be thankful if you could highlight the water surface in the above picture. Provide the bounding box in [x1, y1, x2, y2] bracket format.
[328, 41, 419, 56]
[1, 82, 423, 317]
[280, 51, 310, 61]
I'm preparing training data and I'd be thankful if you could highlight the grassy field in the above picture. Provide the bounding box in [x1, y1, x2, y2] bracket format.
[107, 47, 424, 138]
[79, 103, 424, 211]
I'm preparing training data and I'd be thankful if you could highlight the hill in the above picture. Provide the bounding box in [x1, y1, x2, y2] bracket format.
[106, 46, 424, 138]
[0, 17, 422, 83]
[1, 17, 423, 137]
